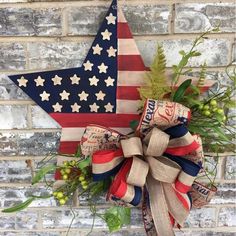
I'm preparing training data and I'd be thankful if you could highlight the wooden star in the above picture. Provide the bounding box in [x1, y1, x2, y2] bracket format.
[89, 76, 99, 86]
[83, 60, 94, 71]
[95, 90, 106, 101]
[78, 91, 89, 101]
[52, 102, 63, 112]
[104, 102, 114, 112]
[89, 103, 99, 112]
[60, 90, 70, 100]
[71, 103, 81, 112]
[17, 76, 28, 87]
[52, 75, 62, 85]
[98, 63, 108, 74]
[34, 76, 45, 87]
[107, 46, 117, 57]
[104, 76, 115, 87]
[101, 29, 112, 41]
[92, 44, 103, 55]
[40, 91, 50, 101]
[70, 74, 80, 85]
[106, 13, 116, 25]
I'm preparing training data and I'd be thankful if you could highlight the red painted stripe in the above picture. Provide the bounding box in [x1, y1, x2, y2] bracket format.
[118, 55, 146, 71]
[59, 141, 80, 154]
[175, 190, 191, 211]
[117, 86, 140, 100]
[117, 22, 132, 39]
[50, 113, 141, 128]
[93, 149, 124, 164]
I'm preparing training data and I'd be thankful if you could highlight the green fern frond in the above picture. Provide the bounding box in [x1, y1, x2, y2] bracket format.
[197, 62, 207, 88]
[139, 44, 170, 103]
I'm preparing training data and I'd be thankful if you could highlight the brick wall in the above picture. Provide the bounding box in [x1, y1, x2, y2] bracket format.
[0, 0, 235, 235]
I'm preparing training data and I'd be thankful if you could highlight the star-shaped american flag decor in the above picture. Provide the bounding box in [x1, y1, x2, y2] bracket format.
[7, 0, 147, 154]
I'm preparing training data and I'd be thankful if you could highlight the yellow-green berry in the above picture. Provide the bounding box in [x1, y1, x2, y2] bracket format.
[59, 199, 66, 205]
[217, 108, 224, 115]
[203, 110, 211, 116]
[210, 100, 217, 107]
[65, 168, 71, 174]
[57, 192, 64, 199]
[53, 192, 58, 197]
[79, 176, 85, 181]
[62, 174, 68, 180]
[82, 184, 88, 190]
[212, 107, 218, 112]
[222, 116, 226, 121]
[81, 180, 87, 186]
[198, 104, 204, 110]
[203, 105, 210, 110]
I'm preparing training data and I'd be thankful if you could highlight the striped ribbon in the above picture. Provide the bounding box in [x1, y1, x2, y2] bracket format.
[89, 123, 201, 235]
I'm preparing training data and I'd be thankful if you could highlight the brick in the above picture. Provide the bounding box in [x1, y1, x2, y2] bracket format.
[0, 105, 28, 129]
[0, 74, 29, 100]
[0, 187, 56, 208]
[0, 215, 15, 229]
[28, 42, 91, 70]
[31, 106, 60, 129]
[175, 231, 236, 236]
[0, 8, 62, 36]
[0, 233, 60, 236]
[15, 211, 38, 230]
[201, 156, 221, 180]
[0, 131, 60, 156]
[66, 230, 146, 236]
[225, 156, 236, 180]
[210, 183, 236, 205]
[184, 208, 216, 228]
[0, 160, 31, 183]
[68, 5, 170, 35]
[175, 3, 236, 33]
[218, 207, 236, 227]
[233, 43, 236, 64]
[136, 39, 230, 67]
[42, 209, 105, 229]
[0, 43, 26, 71]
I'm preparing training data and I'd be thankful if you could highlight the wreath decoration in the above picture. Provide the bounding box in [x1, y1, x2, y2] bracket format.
[2, 1, 235, 235]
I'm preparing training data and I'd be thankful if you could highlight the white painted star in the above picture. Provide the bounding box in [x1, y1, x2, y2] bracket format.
[40, 91, 50, 101]
[98, 63, 108, 74]
[34, 76, 45, 87]
[83, 60, 94, 71]
[105, 76, 115, 87]
[78, 91, 89, 101]
[95, 90, 106, 101]
[52, 102, 62, 112]
[92, 44, 103, 55]
[70, 74, 80, 85]
[89, 103, 100, 112]
[107, 46, 117, 57]
[106, 13, 116, 25]
[101, 29, 112, 41]
[104, 102, 114, 112]
[52, 75, 62, 85]
[17, 76, 28, 87]
[89, 76, 99, 86]
[71, 103, 81, 112]
[60, 90, 70, 100]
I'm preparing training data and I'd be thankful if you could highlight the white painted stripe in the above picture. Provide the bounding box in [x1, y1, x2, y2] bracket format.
[118, 71, 146, 86]
[118, 39, 140, 55]
[61, 127, 133, 142]
[118, 8, 127, 23]
[116, 99, 140, 114]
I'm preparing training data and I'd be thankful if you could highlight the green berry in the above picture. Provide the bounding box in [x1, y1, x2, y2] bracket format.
[59, 199, 66, 205]
[65, 168, 71, 174]
[203, 110, 211, 116]
[57, 192, 64, 199]
[82, 185, 88, 190]
[222, 116, 226, 121]
[79, 176, 85, 181]
[53, 192, 58, 197]
[210, 99, 217, 107]
[62, 174, 68, 180]
[217, 108, 224, 115]
[198, 104, 204, 110]
[81, 180, 87, 186]
[203, 105, 210, 110]
[212, 107, 218, 113]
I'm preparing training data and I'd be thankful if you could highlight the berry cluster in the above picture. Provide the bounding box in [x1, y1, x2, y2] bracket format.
[53, 191, 68, 205]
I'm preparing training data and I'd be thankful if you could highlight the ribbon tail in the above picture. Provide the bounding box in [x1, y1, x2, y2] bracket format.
[146, 174, 175, 236]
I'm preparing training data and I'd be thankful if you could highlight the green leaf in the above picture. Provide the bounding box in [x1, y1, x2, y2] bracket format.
[173, 79, 192, 102]
[211, 126, 230, 142]
[129, 120, 139, 131]
[78, 157, 91, 170]
[32, 164, 56, 185]
[104, 206, 131, 232]
[2, 197, 35, 213]
[179, 50, 186, 56]
[75, 145, 82, 157]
